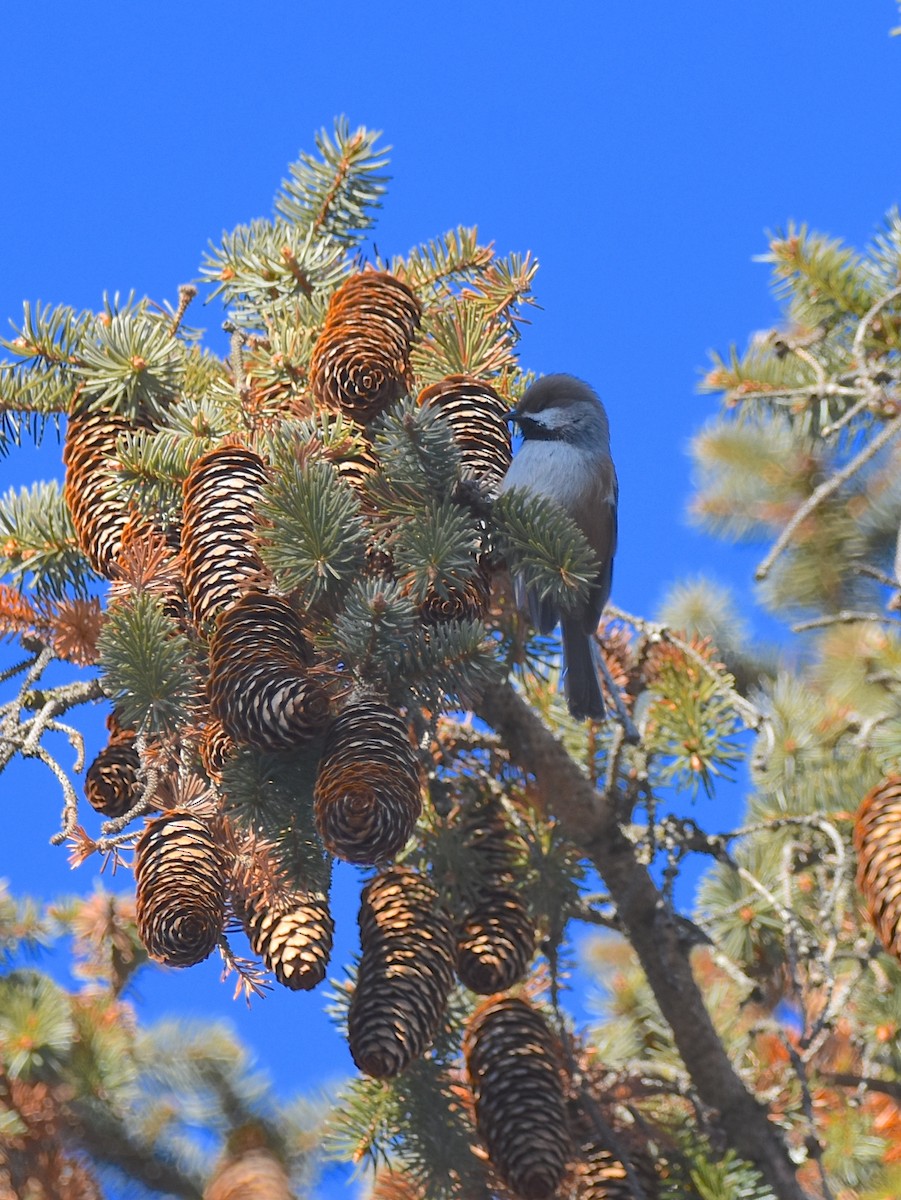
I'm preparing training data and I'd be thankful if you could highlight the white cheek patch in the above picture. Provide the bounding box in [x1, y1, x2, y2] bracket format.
[529, 406, 568, 430]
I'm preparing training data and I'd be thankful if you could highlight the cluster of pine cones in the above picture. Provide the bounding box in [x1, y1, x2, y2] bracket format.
[63, 270, 634, 1197]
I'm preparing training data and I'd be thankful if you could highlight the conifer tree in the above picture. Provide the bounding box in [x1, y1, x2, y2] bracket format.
[5, 117, 901, 1200]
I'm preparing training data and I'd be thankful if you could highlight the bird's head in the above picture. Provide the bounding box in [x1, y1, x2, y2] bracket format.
[507, 374, 610, 450]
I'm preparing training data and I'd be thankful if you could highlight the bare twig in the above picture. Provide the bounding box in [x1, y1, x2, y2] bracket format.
[791, 610, 901, 632]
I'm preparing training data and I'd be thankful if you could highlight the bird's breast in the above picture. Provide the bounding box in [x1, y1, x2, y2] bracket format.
[500, 441, 594, 511]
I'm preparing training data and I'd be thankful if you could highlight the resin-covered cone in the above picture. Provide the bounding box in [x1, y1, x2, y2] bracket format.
[855, 775, 901, 960]
[209, 593, 331, 750]
[134, 812, 226, 967]
[310, 272, 421, 422]
[84, 731, 141, 820]
[456, 887, 535, 994]
[464, 995, 569, 1200]
[314, 701, 422, 864]
[348, 867, 455, 1078]
[418, 375, 512, 489]
[181, 444, 269, 629]
[232, 843, 334, 992]
[63, 407, 139, 576]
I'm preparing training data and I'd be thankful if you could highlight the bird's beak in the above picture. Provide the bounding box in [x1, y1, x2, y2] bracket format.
[505, 407, 521, 425]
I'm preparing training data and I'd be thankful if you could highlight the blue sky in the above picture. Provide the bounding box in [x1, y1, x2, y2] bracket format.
[2, 2, 901, 1194]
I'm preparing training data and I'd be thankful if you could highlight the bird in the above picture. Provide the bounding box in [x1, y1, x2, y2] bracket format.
[499, 373, 618, 720]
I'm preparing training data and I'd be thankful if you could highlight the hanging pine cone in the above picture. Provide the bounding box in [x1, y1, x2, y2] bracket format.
[570, 1143, 660, 1200]
[456, 888, 535, 994]
[181, 444, 269, 629]
[84, 730, 141, 820]
[310, 272, 421, 422]
[855, 775, 901, 960]
[464, 995, 569, 1200]
[232, 843, 334, 992]
[204, 1148, 293, 1200]
[209, 593, 331, 750]
[348, 867, 455, 1078]
[63, 406, 139, 576]
[418, 375, 512, 490]
[453, 794, 535, 992]
[313, 701, 422, 864]
[134, 812, 226, 967]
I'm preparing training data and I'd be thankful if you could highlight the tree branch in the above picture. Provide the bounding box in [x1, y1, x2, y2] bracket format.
[475, 680, 812, 1200]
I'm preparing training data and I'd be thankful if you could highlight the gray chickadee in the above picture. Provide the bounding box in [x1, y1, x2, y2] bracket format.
[500, 374, 618, 720]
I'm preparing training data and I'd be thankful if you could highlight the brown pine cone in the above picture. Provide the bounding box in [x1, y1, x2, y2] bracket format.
[348, 867, 455, 1078]
[84, 731, 141, 819]
[232, 842, 334, 992]
[418, 375, 512, 490]
[209, 594, 331, 750]
[181, 444, 269, 630]
[464, 995, 569, 1200]
[314, 701, 422, 864]
[310, 272, 421, 423]
[855, 775, 901, 960]
[456, 888, 535, 994]
[134, 811, 226, 967]
[63, 407, 139, 576]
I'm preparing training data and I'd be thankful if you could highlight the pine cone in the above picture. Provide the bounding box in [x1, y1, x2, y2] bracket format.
[134, 812, 226, 967]
[310, 272, 421, 422]
[232, 843, 334, 992]
[418, 375, 512, 489]
[420, 566, 491, 626]
[458, 794, 523, 887]
[464, 995, 569, 1200]
[855, 775, 901, 959]
[348, 867, 455, 1078]
[199, 718, 236, 782]
[209, 594, 331, 750]
[181, 444, 269, 629]
[456, 888, 535, 994]
[84, 731, 141, 819]
[314, 701, 422, 864]
[569, 1143, 659, 1200]
[63, 407, 139, 576]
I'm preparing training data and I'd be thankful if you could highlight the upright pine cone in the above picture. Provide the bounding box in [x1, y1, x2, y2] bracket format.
[314, 701, 422, 864]
[84, 729, 140, 819]
[455, 796, 535, 994]
[232, 842, 334, 992]
[348, 867, 455, 1078]
[310, 271, 421, 422]
[855, 775, 901, 959]
[181, 444, 269, 629]
[63, 406, 138, 576]
[134, 812, 226, 967]
[418, 375, 512, 489]
[464, 995, 569, 1200]
[209, 593, 331, 750]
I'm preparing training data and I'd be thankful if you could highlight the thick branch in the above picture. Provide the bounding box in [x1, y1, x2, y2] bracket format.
[475, 681, 811, 1200]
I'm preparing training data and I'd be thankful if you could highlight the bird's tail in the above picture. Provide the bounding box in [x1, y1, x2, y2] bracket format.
[561, 618, 605, 721]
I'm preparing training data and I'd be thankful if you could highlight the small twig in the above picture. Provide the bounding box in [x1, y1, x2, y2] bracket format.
[791, 610, 901, 632]
[782, 1036, 835, 1200]
[821, 394, 872, 438]
[756, 416, 901, 582]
